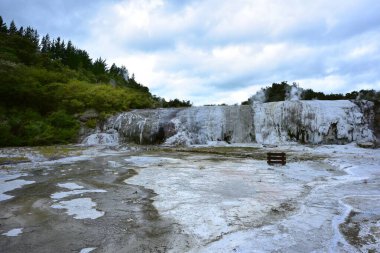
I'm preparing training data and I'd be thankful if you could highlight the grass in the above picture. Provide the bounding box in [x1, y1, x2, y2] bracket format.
[34, 145, 85, 160]
[154, 145, 329, 162]
[0, 156, 30, 165]
[175, 146, 267, 160]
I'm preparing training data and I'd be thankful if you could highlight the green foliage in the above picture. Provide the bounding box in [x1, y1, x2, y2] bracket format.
[0, 16, 190, 147]
[0, 16, 7, 33]
[0, 107, 79, 146]
[241, 99, 251, 105]
[252, 82, 379, 103]
[35, 145, 84, 159]
[265, 81, 289, 102]
[85, 118, 98, 129]
[152, 96, 192, 108]
[302, 89, 345, 100]
[8, 20, 17, 35]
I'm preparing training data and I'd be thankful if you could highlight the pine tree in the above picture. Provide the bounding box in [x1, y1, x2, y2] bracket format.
[109, 63, 120, 76]
[52, 37, 65, 60]
[33, 29, 39, 48]
[18, 26, 24, 36]
[64, 40, 76, 68]
[24, 26, 39, 48]
[120, 65, 129, 81]
[0, 16, 7, 33]
[9, 20, 17, 35]
[93, 57, 107, 75]
[41, 34, 51, 53]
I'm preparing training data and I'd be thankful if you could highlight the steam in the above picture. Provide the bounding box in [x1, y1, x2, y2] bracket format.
[286, 84, 303, 101]
[250, 82, 304, 104]
[250, 89, 266, 104]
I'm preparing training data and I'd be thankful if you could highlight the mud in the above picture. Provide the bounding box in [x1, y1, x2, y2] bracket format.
[0, 144, 379, 252]
[0, 152, 193, 253]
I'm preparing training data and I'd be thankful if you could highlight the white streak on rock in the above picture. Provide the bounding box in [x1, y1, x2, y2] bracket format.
[2, 228, 23, 237]
[51, 198, 104, 219]
[0, 173, 35, 201]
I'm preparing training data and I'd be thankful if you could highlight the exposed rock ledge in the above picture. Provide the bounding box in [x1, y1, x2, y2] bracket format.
[82, 100, 376, 146]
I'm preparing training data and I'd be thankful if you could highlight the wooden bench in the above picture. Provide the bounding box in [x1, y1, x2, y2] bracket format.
[267, 152, 286, 165]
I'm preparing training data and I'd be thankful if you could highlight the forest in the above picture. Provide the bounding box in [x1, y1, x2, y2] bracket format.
[0, 17, 191, 147]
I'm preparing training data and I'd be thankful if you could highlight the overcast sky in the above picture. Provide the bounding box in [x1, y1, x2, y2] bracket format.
[1, 0, 380, 105]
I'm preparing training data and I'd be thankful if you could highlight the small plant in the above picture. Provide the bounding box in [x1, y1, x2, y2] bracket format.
[35, 145, 83, 159]
[85, 118, 98, 129]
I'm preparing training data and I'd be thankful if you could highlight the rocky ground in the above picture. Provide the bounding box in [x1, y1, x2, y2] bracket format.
[0, 143, 379, 252]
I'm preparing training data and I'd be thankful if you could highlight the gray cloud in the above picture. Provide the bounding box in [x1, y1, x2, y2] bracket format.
[1, 0, 380, 105]
[0, 0, 116, 43]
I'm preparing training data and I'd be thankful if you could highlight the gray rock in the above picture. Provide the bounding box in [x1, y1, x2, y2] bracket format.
[81, 100, 376, 146]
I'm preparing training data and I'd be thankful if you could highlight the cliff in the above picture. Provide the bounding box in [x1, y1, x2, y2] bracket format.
[82, 100, 376, 146]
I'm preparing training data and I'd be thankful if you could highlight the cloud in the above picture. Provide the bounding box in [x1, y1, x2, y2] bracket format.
[0, 0, 115, 45]
[2, 0, 380, 105]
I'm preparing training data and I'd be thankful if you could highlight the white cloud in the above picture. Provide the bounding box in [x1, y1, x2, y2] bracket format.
[77, 0, 380, 105]
[295, 75, 348, 93]
[3, 0, 379, 105]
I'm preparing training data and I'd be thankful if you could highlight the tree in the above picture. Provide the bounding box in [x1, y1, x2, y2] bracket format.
[8, 20, 17, 35]
[24, 26, 39, 49]
[17, 26, 24, 36]
[109, 63, 120, 76]
[357, 89, 380, 103]
[265, 81, 289, 102]
[51, 37, 65, 60]
[76, 49, 92, 70]
[241, 99, 252, 105]
[93, 57, 107, 75]
[0, 16, 8, 33]
[40, 34, 51, 53]
[63, 40, 77, 68]
[120, 65, 129, 81]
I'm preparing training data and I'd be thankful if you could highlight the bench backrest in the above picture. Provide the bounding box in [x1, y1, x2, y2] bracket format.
[267, 152, 286, 165]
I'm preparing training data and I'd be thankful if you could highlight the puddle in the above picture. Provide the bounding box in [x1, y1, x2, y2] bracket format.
[2, 228, 23, 237]
[0, 173, 35, 201]
[79, 247, 96, 253]
[51, 198, 105, 219]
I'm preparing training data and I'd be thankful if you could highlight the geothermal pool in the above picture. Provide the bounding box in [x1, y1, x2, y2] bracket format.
[0, 144, 379, 252]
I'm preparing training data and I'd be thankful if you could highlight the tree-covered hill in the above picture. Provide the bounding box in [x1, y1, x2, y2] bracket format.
[0, 17, 191, 147]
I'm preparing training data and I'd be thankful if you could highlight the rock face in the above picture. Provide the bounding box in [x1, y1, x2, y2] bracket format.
[95, 106, 255, 145]
[164, 106, 255, 145]
[82, 100, 376, 146]
[253, 100, 375, 144]
[82, 130, 119, 146]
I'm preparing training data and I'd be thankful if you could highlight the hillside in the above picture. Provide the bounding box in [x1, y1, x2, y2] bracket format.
[0, 17, 190, 147]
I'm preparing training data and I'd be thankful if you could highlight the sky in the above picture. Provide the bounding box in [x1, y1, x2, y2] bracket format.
[1, 0, 380, 105]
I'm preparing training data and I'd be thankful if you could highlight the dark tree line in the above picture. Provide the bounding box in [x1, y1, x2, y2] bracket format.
[152, 96, 192, 108]
[0, 17, 149, 91]
[245, 81, 379, 104]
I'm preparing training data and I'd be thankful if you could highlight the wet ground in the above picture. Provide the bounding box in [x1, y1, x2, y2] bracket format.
[0, 144, 379, 252]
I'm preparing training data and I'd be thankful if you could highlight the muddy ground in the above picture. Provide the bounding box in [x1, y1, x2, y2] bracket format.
[0, 144, 379, 252]
[1, 152, 194, 253]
